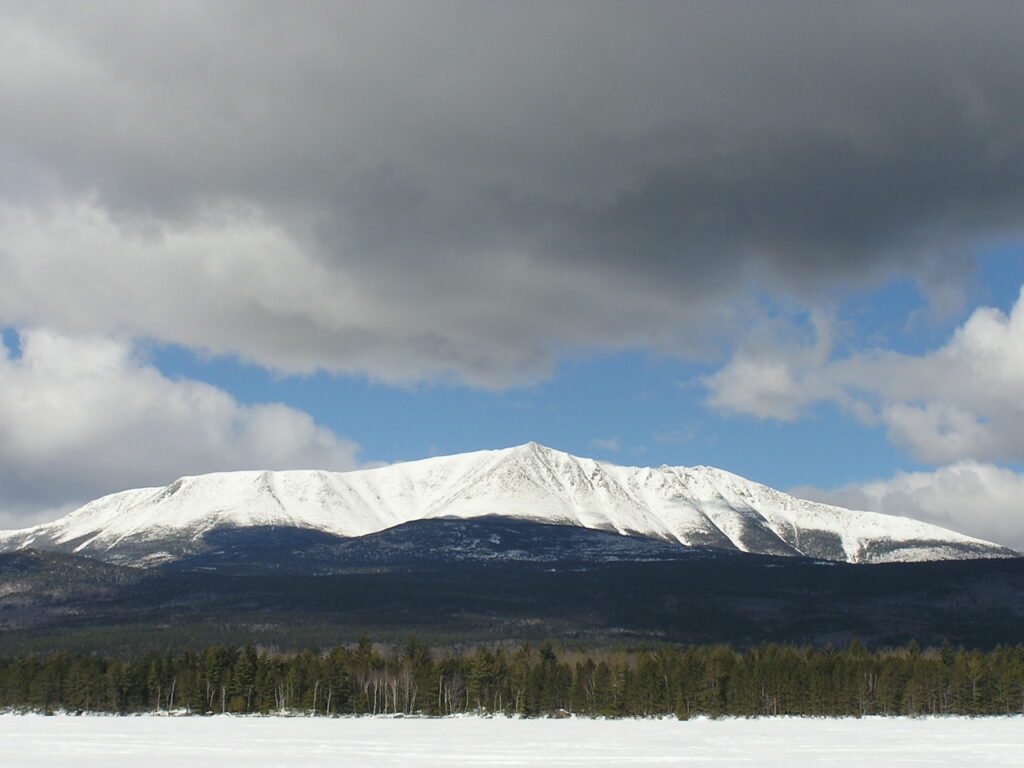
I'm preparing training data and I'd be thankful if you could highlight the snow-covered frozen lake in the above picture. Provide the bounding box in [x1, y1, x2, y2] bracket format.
[2, 714, 1022, 767]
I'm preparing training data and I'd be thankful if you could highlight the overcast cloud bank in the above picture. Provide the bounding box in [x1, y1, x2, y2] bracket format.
[3, 2, 1024, 385]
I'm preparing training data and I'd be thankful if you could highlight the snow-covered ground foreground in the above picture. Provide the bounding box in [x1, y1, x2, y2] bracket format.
[2, 714, 1022, 767]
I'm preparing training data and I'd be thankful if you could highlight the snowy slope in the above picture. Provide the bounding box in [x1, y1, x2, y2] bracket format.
[4, 714, 1023, 768]
[0, 443, 1015, 565]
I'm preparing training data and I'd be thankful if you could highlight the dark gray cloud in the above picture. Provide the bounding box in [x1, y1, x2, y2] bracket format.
[2, 1, 1023, 384]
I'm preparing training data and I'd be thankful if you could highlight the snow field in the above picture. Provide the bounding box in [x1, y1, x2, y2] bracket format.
[2, 714, 1022, 767]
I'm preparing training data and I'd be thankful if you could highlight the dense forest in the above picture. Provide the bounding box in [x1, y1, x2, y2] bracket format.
[2, 640, 1023, 718]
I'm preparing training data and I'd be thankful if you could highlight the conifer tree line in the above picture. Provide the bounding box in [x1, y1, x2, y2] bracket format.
[2, 639, 1023, 718]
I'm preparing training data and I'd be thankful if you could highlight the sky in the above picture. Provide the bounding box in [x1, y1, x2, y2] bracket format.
[1, 2, 1024, 548]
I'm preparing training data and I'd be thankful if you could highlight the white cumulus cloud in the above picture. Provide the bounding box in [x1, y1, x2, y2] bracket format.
[793, 462, 1024, 551]
[706, 287, 1024, 465]
[0, 329, 360, 529]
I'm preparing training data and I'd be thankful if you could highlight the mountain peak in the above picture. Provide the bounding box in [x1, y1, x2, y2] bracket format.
[0, 445, 1016, 566]
[509, 441, 556, 457]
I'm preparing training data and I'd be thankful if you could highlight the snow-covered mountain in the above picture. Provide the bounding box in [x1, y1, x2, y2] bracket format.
[0, 443, 1015, 566]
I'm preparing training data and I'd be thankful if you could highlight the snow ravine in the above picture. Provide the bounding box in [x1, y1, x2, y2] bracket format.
[0, 443, 1014, 564]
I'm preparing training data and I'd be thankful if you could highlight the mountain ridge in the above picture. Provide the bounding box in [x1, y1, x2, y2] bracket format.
[0, 442, 1015, 566]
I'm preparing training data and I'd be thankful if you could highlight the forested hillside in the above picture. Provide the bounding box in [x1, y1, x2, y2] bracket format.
[5, 548, 1024, 655]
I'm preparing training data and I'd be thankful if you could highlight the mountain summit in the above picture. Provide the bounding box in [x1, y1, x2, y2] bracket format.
[0, 443, 1014, 566]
